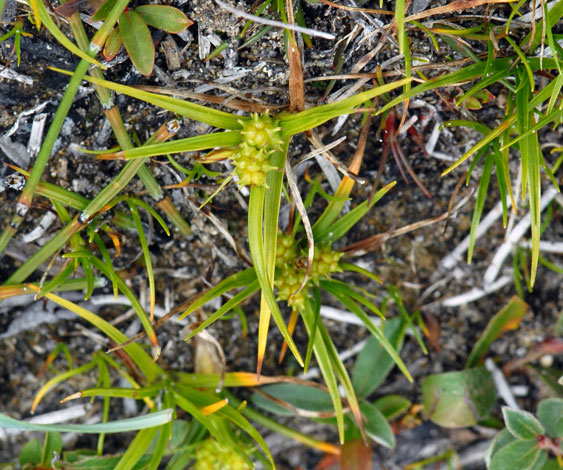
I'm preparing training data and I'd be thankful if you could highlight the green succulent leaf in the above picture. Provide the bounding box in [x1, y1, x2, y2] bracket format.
[41, 432, 63, 468]
[537, 398, 563, 438]
[485, 428, 517, 468]
[422, 367, 496, 428]
[135, 5, 193, 33]
[503, 407, 545, 440]
[466, 296, 529, 368]
[119, 10, 154, 76]
[489, 440, 546, 470]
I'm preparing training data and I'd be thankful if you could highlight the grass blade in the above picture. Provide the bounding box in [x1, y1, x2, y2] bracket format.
[31, 0, 104, 68]
[467, 153, 494, 263]
[51, 68, 244, 130]
[127, 201, 156, 321]
[301, 297, 344, 442]
[281, 79, 412, 137]
[177, 268, 257, 320]
[248, 178, 303, 372]
[314, 182, 396, 242]
[98, 132, 242, 160]
[0, 410, 173, 433]
[323, 284, 412, 382]
[184, 280, 260, 339]
[114, 427, 159, 470]
[25, 288, 162, 381]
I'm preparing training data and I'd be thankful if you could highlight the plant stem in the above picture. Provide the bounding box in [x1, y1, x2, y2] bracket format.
[5, 122, 176, 284]
[67, 15, 191, 236]
[0, 0, 132, 256]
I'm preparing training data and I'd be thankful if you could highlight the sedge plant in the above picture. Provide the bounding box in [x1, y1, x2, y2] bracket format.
[2, 0, 563, 467]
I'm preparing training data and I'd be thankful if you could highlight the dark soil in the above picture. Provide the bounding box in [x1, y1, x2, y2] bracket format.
[1, 0, 562, 468]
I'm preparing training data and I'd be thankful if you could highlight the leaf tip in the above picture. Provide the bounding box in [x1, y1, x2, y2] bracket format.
[60, 392, 82, 403]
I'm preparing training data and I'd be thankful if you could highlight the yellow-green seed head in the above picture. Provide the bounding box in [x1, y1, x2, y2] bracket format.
[232, 144, 270, 187]
[275, 266, 306, 311]
[276, 232, 297, 267]
[310, 245, 343, 281]
[240, 112, 283, 150]
[194, 438, 250, 470]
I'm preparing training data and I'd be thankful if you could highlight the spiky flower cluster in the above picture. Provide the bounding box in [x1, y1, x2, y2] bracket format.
[194, 438, 250, 470]
[274, 233, 343, 311]
[310, 244, 343, 282]
[231, 113, 282, 187]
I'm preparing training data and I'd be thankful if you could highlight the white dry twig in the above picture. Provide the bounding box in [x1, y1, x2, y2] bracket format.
[22, 211, 57, 244]
[320, 305, 381, 328]
[214, 0, 335, 40]
[441, 275, 512, 307]
[518, 240, 563, 254]
[485, 358, 519, 410]
[27, 112, 48, 159]
[0, 67, 33, 85]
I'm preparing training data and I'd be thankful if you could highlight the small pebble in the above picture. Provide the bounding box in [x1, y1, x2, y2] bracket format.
[539, 354, 553, 368]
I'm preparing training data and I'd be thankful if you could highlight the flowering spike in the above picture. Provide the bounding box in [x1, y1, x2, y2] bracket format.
[229, 111, 283, 187]
[274, 233, 343, 311]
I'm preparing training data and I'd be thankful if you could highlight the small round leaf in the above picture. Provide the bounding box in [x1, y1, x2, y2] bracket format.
[490, 440, 545, 470]
[502, 407, 545, 440]
[537, 398, 563, 438]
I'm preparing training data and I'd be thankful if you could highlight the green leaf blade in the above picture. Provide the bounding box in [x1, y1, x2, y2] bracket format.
[422, 368, 496, 428]
[0, 410, 173, 433]
[490, 440, 545, 470]
[135, 5, 193, 33]
[360, 401, 395, 448]
[352, 317, 406, 398]
[503, 407, 545, 440]
[537, 398, 563, 438]
[465, 296, 529, 369]
[373, 395, 411, 421]
[119, 10, 155, 76]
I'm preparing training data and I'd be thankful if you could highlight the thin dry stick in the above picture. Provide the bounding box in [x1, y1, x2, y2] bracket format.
[306, 131, 366, 183]
[342, 187, 475, 256]
[315, 0, 516, 25]
[294, 136, 347, 167]
[526, 0, 538, 52]
[284, 158, 314, 296]
[286, 0, 305, 112]
[316, 0, 392, 15]
[403, 0, 517, 22]
[214, 0, 335, 40]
